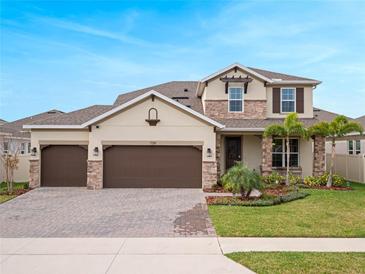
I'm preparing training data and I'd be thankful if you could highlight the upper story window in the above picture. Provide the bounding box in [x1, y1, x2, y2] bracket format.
[281, 88, 296, 113]
[228, 87, 243, 112]
[3, 141, 9, 154]
[20, 143, 26, 154]
[28, 142, 31, 154]
[348, 140, 361, 155]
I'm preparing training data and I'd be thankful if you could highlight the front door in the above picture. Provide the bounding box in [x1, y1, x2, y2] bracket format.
[225, 137, 242, 170]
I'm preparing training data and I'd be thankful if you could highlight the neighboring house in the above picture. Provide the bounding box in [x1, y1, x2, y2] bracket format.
[314, 108, 365, 155]
[0, 110, 63, 182]
[0, 119, 7, 126]
[24, 63, 326, 189]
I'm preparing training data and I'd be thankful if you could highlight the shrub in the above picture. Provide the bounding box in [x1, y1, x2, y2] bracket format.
[303, 173, 346, 187]
[289, 173, 302, 186]
[261, 172, 285, 185]
[221, 163, 262, 197]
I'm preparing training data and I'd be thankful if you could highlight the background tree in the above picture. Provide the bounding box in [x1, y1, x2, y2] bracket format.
[309, 115, 363, 187]
[0, 137, 21, 193]
[264, 113, 308, 186]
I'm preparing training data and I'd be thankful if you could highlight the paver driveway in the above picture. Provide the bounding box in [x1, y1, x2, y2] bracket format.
[0, 188, 216, 237]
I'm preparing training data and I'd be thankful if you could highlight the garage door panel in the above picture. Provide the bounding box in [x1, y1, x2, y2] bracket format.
[41, 145, 87, 187]
[103, 146, 202, 188]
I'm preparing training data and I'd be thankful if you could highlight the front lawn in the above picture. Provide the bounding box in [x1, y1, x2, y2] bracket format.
[227, 252, 365, 274]
[209, 182, 365, 237]
[0, 182, 29, 204]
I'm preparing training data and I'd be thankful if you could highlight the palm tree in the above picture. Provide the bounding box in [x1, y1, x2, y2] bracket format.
[264, 113, 308, 186]
[309, 115, 363, 187]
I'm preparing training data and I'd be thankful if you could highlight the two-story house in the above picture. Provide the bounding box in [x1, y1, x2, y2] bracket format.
[24, 63, 325, 189]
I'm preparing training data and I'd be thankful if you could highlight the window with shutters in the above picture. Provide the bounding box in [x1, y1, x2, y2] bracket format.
[228, 87, 243, 112]
[281, 88, 296, 113]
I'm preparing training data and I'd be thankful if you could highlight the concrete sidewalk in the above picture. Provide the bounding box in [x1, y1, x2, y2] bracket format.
[0, 238, 253, 274]
[1, 237, 365, 274]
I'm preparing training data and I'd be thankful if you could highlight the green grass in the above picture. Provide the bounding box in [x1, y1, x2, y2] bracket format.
[209, 182, 365, 237]
[227, 252, 365, 274]
[0, 182, 29, 204]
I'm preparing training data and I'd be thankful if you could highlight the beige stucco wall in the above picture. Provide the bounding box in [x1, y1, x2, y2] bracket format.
[30, 130, 89, 160]
[242, 135, 262, 173]
[0, 155, 30, 182]
[300, 138, 313, 177]
[202, 68, 266, 101]
[266, 86, 314, 118]
[89, 97, 216, 162]
[325, 139, 365, 155]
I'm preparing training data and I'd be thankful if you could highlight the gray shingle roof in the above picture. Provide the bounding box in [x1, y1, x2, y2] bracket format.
[313, 107, 352, 122]
[248, 67, 318, 81]
[0, 110, 63, 138]
[114, 81, 203, 114]
[356, 115, 365, 127]
[29, 105, 113, 125]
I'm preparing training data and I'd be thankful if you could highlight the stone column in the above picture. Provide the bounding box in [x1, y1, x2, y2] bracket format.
[261, 136, 272, 176]
[313, 135, 326, 176]
[202, 161, 217, 189]
[216, 133, 222, 180]
[29, 159, 40, 188]
[87, 160, 103, 189]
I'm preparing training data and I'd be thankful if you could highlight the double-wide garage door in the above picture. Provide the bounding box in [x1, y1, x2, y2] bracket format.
[40, 145, 202, 188]
[103, 146, 202, 188]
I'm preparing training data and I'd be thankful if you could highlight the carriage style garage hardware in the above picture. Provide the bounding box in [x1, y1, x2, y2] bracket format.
[145, 107, 160, 126]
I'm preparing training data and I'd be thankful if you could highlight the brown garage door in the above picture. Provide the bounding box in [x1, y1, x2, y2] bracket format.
[103, 146, 202, 188]
[41, 145, 87, 187]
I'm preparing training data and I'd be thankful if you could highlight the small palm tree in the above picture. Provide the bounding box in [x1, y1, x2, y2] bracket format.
[264, 113, 308, 186]
[309, 115, 363, 187]
[221, 163, 262, 198]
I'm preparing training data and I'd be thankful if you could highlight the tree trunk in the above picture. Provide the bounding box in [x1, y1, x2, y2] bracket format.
[286, 136, 290, 186]
[327, 138, 335, 187]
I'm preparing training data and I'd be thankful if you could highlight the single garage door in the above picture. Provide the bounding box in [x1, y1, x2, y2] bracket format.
[103, 146, 202, 188]
[41, 145, 87, 187]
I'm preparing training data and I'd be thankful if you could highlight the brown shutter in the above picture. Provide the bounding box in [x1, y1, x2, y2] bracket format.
[296, 88, 304, 113]
[273, 88, 281, 113]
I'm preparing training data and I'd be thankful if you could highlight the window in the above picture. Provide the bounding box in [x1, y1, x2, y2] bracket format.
[28, 142, 31, 154]
[228, 87, 243, 112]
[272, 138, 299, 167]
[281, 88, 295, 113]
[348, 140, 361, 155]
[3, 142, 9, 154]
[20, 143, 26, 154]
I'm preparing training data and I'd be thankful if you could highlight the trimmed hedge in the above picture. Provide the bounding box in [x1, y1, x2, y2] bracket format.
[207, 191, 309, 207]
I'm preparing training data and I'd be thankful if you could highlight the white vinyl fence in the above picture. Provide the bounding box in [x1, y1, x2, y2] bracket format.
[326, 153, 365, 183]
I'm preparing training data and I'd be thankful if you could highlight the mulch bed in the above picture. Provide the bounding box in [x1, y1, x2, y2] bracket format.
[264, 185, 291, 196]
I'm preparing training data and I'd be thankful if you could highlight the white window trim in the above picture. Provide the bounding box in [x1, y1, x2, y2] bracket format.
[280, 87, 296, 113]
[348, 140, 361, 155]
[228, 87, 244, 113]
[272, 138, 300, 168]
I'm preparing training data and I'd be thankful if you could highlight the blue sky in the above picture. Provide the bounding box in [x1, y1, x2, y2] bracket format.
[1, 0, 364, 121]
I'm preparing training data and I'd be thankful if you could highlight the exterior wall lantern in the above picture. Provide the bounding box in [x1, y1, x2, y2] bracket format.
[93, 147, 99, 156]
[145, 107, 160, 126]
[31, 147, 37, 156]
[207, 148, 212, 158]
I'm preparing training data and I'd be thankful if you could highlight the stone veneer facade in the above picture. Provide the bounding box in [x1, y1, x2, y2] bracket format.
[87, 160, 103, 189]
[205, 100, 266, 120]
[313, 136, 326, 176]
[29, 159, 40, 188]
[215, 133, 222, 180]
[202, 161, 217, 189]
[261, 136, 272, 176]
